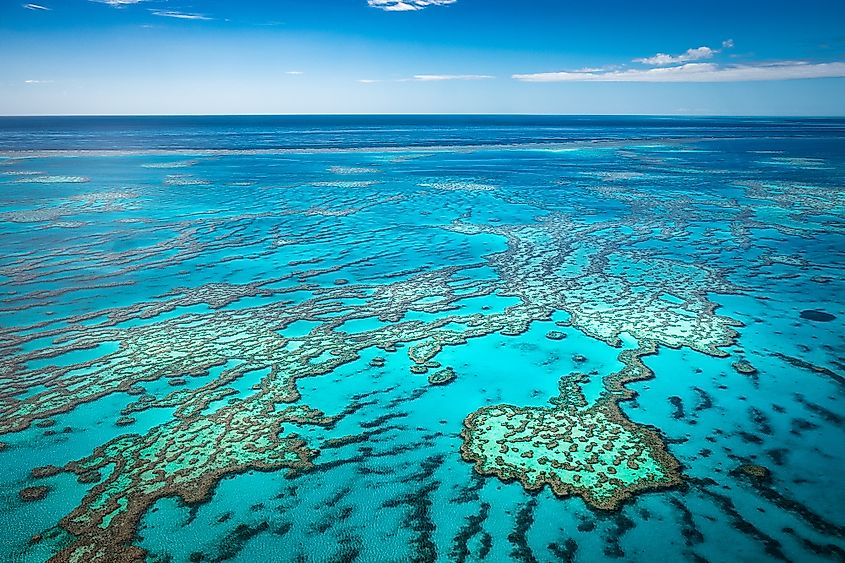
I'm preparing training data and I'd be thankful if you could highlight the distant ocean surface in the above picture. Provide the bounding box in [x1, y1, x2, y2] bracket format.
[0, 116, 842, 563]
[2, 115, 845, 151]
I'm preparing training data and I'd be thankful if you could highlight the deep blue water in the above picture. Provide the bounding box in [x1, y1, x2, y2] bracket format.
[0, 117, 843, 563]
[2, 115, 845, 151]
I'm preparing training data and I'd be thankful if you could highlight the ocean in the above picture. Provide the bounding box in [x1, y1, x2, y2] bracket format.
[0, 116, 843, 562]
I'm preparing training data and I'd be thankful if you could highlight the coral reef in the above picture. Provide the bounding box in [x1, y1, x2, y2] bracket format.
[461, 347, 681, 510]
[3, 133, 839, 561]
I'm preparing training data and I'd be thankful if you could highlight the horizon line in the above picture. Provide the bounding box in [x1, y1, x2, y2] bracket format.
[2, 113, 845, 119]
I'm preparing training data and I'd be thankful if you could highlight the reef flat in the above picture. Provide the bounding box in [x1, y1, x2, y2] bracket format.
[0, 116, 843, 562]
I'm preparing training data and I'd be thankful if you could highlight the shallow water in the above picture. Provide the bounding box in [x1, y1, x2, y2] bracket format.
[0, 116, 843, 562]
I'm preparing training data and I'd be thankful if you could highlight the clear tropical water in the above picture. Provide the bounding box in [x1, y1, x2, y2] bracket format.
[0, 116, 843, 562]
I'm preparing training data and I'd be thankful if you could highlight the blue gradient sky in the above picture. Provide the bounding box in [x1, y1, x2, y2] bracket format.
[2, 0, 844, 115]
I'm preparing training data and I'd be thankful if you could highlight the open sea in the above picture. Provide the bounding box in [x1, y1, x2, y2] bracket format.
[0, 116, 843, 562]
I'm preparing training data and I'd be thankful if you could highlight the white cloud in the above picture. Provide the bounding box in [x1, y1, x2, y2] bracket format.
[633, 40, 736, 66]
[358, 74, 492, 83]
[285, 71, 304, 75]
[92, 0, 145, 5]
[151, 10, 211, 20]
[634, 46, 716, 66]
[23, 3, 50, 10]
[513, 61, 845, 82]
[24, 79, 54, 84]
[410, 74, 493, 81]
[367, 0, 456, 11]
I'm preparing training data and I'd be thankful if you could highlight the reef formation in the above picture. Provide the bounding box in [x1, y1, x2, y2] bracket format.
[0, 127, 842, 562]
[461, 350, 682, 510]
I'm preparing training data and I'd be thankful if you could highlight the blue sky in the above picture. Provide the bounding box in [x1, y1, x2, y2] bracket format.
[1, 0, 844, 115]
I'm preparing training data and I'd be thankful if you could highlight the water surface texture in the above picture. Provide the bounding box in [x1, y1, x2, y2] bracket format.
[0, 116, 843, 562]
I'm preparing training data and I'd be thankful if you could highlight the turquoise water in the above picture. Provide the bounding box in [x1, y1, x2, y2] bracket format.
[0, 116, 843, 562]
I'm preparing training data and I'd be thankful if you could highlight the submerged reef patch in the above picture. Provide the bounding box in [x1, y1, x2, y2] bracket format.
[799, 309, 836, 322]
[461, 400, 677, 510]
[20, 485, 51, 502]
[428, 367, 456, 386]
[461, 346, 681, 510]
